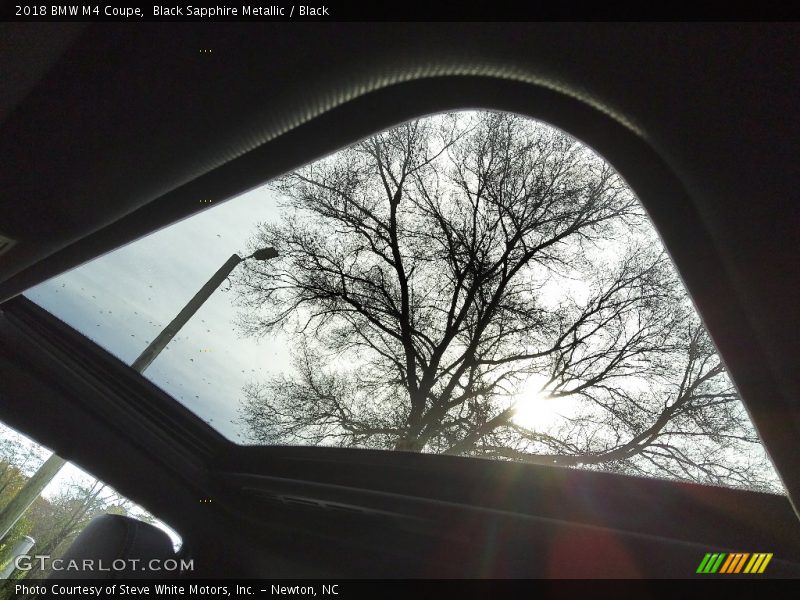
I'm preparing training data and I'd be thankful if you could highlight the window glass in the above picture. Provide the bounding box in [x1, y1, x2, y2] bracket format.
[0, 421, 180, 583]
[25, 111, 783, 493]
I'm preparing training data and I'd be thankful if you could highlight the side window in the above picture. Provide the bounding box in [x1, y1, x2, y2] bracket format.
[0, 421, 180, 583]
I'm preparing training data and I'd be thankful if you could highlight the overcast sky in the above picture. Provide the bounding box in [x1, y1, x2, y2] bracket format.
[6, 185, 286, 548]
[17, 111, 780, 496]
[26, 184, 290, 442]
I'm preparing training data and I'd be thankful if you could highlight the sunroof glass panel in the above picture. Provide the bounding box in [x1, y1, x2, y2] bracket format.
[25, 111, 783, 493]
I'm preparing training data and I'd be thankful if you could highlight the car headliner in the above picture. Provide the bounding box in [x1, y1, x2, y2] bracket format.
[0, 24, 798, 569]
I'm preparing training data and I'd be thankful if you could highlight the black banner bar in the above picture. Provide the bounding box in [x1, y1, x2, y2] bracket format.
[5, 578, 790, 599]
[3, 1, 800, 22]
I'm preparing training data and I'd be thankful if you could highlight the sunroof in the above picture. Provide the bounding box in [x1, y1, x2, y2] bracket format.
[25, 111, 782, 492]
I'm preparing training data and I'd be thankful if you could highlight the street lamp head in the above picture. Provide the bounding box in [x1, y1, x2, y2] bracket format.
[249, 246, 279, 261]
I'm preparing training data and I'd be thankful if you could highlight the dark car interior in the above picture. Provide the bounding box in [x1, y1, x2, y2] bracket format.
[1, 22, 799, 578]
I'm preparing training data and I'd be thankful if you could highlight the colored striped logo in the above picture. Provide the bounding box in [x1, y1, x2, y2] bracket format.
[696, 552, 773, 574]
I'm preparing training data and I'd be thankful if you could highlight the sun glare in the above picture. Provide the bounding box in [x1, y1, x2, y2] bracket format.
[512, 374, 573, 430]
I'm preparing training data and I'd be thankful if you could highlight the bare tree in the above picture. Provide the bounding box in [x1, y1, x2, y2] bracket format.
[235, 112, 777, 490]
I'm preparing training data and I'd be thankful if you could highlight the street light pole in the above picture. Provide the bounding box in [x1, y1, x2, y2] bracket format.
[0, 246, 278, 544]
[0, 453, 67, 542]
[132, 247, 278, 373]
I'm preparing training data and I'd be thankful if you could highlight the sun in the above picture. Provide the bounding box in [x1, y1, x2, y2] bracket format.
[511, 374, 571, 430]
